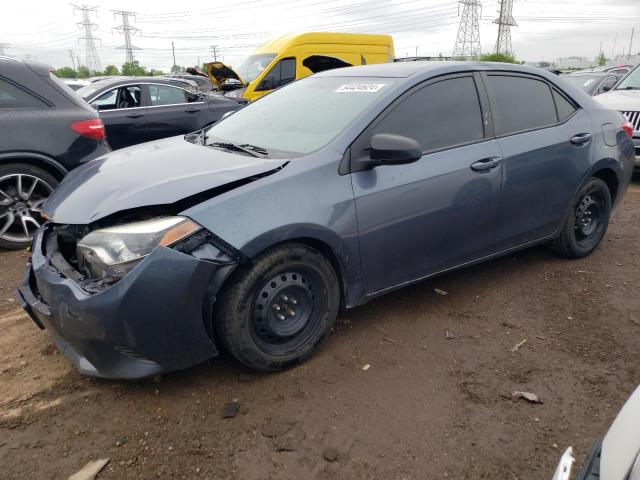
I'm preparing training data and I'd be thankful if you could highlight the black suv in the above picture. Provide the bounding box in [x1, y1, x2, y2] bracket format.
[0, 57, 110, 249]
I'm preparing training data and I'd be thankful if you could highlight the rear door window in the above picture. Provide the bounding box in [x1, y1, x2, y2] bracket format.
[371, 76, 485, 152]
[148, 85, 187, 106]
[552, 89, 577, 121]
[0, 78, 47, 109]
[485, 74, 558, 136]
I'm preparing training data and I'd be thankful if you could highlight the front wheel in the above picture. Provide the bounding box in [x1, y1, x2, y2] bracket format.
[552, 177, 611, 258]
[215, 243, 340, 372]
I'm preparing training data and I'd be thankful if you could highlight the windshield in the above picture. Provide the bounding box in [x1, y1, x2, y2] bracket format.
[562, 75, 600, 92]
[205, 76, 396, 156]
[76, 83, 102, 99]
[235, 54, 277, 83]
[616, 66, 640, 90]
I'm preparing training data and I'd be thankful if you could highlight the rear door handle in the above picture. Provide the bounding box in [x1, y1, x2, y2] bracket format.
[470, 157, 502, 172]
[184, 108, 201, 113]
[570, 133, 592, 145]
[126, 113, 144, 119]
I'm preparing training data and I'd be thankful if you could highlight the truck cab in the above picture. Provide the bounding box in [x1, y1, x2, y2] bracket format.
[207, 32, 394, 102]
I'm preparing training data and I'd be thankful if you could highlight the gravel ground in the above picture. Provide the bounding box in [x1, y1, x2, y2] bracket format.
[0, 179, 638, 480]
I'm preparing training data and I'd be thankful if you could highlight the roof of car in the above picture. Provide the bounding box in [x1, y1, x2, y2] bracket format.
[562, 71, 615, 77]
[314, 61, 559, 79]
[92, 76, 198, 88]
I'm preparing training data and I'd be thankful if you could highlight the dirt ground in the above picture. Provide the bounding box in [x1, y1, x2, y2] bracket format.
[1, 180, 639, 480]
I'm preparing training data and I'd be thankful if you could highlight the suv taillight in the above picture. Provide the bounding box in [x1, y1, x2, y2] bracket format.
[622, 120, 634, 138]
[70, 118, 106, 141]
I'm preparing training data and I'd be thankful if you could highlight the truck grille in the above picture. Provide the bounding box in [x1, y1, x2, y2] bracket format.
[621, 111, 640, 134]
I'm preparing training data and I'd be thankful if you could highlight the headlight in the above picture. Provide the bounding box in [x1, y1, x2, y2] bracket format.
[77, 216, 200, 280]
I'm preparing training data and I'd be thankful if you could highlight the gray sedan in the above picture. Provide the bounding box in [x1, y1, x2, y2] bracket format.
[17, 62, 635, 379]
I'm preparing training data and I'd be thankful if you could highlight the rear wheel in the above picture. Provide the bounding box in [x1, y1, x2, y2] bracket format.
[552, 177, 611, 258]
[0, 164, 58, 250]
[215, 243, 340, 371]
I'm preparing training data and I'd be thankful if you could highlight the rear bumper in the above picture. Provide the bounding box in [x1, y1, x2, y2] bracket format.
[16, 226, 233, 379]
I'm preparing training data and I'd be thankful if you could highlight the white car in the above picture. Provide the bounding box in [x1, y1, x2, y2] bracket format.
[553, 385, 640, 480]
[594, 65, 640, 168]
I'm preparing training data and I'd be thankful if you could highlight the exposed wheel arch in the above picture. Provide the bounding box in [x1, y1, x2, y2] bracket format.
[591, 167, 619, 205]
[0, 153, 68, 181]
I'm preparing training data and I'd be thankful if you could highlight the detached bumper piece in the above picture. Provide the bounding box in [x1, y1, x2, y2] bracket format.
[17, 225, 233, 379]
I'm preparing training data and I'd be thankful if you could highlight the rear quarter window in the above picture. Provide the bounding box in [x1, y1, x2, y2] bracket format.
[0, 78, 48, 109]
[485, 74, 558, 136]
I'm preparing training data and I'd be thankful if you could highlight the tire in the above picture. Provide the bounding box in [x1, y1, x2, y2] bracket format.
[215, 243, 340, 372]
[552, 177, 611, 258]
[0, 164, 58, 250]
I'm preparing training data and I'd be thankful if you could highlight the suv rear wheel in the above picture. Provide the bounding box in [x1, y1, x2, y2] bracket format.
[215, 243, 340, 371]
[0, 164, 58, 250]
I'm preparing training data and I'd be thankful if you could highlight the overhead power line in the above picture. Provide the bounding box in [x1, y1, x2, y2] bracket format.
[452, 0, 482, 59]
[72, 4, 102, 72]
[112, 10, 141, 64]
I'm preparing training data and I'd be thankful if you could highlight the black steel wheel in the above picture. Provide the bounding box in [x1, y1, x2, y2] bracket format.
[0, 164, 58, 250]
[552, 177, 611, 258]
[215, 243, 340, 371]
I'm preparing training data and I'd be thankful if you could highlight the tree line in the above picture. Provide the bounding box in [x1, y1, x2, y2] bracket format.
[54, 61, 191, 78]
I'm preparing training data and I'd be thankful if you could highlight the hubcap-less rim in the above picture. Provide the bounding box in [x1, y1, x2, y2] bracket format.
[0, 174, 53, 243]
[574, 189, 603, 246]
[251, 268, 326, 355]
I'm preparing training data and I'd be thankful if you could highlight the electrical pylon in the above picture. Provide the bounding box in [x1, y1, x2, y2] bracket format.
[112, 10, 141, 64]
[73, 4, 102, 72]
[494, 0, 517, 55]
[452, 0, 482, 59]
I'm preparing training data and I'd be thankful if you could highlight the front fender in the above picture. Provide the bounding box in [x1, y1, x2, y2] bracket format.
[183, 155, 365, 307]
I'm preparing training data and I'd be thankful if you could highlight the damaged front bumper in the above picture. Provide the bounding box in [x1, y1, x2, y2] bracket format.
[16, 225, 236, 379]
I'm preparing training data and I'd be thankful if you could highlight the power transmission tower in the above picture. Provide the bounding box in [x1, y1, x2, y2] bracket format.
[68, 49, 76, 69]
[73, 4, 102, 72]
[210, 45, 218, 61]
[112, 10, 141, 64]
[452, 0, 482, 59]
[494, 0, 517, 55]
[0, 43, 9, 56]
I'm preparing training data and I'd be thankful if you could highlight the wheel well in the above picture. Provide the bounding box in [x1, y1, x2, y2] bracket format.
[0, 157, 66, 181]
[592, 168, 619, 204]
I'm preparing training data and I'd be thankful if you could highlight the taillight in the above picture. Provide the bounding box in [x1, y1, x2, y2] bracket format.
[70, 118, 106, 141]
[622, 120, 634, 138]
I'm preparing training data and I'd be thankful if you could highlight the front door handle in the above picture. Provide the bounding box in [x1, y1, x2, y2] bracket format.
[570, 133, 592, 145]
[470, 157, 502, 172]
[126, 113, 144, 119]
[184, 108, 201, 113]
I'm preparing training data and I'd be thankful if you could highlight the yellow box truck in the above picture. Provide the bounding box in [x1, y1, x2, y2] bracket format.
[206, 32, 394, 102]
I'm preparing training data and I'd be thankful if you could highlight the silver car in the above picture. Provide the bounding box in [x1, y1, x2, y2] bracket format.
[595, 64, 640, 168]
[553, 385, 640, 480]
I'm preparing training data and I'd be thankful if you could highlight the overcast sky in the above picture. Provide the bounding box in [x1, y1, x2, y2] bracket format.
[1, 0, 639, 71]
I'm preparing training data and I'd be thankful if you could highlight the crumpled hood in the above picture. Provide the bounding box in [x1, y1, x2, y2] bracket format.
[593, 89, 640, 111]
[44, 135, 286, 224]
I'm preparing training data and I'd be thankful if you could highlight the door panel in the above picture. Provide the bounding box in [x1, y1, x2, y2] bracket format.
[95, 85, 145, 150]
[353, 140, 503, 293]
[350, 74, 502, 295]
[494, 109, 594, 250]
[145, 84, 203, 141]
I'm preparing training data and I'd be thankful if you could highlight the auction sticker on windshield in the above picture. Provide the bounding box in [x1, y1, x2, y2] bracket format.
[335, 83, 387, 93]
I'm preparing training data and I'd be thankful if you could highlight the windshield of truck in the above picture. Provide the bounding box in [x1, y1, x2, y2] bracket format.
[236, 54, 277, 83]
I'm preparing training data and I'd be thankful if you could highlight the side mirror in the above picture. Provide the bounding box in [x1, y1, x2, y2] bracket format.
[90, 102, 99, 111]
[369, 133, 422, 166]
[602, 84, 613, 92]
